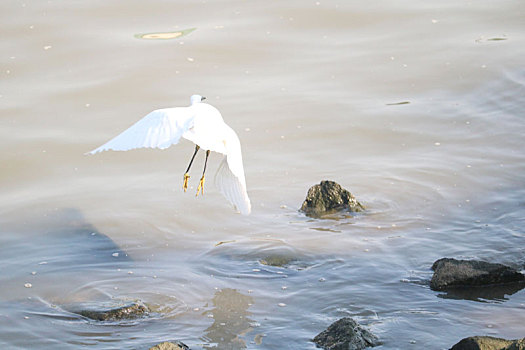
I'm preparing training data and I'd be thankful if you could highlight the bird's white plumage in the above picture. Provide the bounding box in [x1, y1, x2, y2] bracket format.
[89, 108, 194, 153]
[88, 95, 251, 215]
[215, 156, 251, 215]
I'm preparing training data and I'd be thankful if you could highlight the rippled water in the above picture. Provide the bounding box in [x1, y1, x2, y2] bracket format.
[1, 0, 525, 349]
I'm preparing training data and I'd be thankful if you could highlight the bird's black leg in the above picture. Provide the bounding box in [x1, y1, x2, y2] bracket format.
[183, 145, 200, 192]
[196, 150, 210, 196]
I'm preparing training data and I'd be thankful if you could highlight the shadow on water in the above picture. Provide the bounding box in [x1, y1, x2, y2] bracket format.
[44, 209, 131, 265]
[435, 282, 525, 303]
[1, 208, 130, 275]
[0, 208, 152, 347]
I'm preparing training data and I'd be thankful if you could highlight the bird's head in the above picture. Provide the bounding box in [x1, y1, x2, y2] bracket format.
[190, 94, 206, 105]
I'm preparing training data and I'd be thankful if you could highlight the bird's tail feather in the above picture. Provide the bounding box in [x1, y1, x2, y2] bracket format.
[214, 156, 251, 215]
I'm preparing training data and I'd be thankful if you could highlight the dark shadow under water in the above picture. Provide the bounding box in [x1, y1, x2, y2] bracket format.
[436, 282, 525, 303]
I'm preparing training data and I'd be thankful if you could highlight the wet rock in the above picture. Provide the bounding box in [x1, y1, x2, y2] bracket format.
[313, 317, 380, 350]
[149, 341, 190, 350]
[77, 301, 149, 321]
[301, 181, 364, 217]
[430, 258, 525, 291]
[449, 336, 525, 350]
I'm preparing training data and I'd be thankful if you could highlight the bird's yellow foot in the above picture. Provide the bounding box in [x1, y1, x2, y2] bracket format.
[183, 173, 190, 192]
[196, 175, 205, 197]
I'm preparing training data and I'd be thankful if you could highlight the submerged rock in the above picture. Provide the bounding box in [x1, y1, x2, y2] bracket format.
[312, 317, 380, 350]
[149, 341, 190, 350]
[259, 254, 296, 267]
[449, 336, 525, 350]
[300, 181, 364, 217]
[430, 258, 525, 291]
[77, 301, 149, 321]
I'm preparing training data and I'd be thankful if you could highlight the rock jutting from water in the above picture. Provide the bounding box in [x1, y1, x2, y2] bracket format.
[312, 317, 380, 350]
[300, 180, 365, 217]
[149, 341, 190, 350]
[430, 258, 525, 291]
[77, 301, 149, 321]
[449, 336, 525, 350]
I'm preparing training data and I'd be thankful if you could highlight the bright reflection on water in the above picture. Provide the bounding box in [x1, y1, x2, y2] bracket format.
[1, 0, 525, 349]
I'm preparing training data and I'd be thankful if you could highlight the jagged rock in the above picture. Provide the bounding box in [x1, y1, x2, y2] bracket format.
[300, 181, 364, 217]
[77, 301, 149, 321]
[430, 258, 525, 291]
[149, 341, 190, 350]
[449, 336, 525, 350]
[312, 317, 380, 350]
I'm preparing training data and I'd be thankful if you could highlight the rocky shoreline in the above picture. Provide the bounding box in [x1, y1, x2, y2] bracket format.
[45, 182, 525, 349]
[302, 181, 525, 350]
[145, 181, 524, 349]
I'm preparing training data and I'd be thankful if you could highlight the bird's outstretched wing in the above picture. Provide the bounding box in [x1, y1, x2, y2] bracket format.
[88, 108, 194, 154]
[215, 156, 251, 215]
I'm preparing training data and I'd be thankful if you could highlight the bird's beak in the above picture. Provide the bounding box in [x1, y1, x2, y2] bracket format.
[201, 96, 206, 101]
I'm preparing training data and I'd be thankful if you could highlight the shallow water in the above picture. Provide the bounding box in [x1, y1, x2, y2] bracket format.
[1, 0, 525, 349]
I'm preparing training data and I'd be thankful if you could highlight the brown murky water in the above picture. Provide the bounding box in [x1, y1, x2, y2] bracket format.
[1, 0, 525, 349]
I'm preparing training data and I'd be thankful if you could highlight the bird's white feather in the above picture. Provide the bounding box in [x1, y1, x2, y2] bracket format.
[215, 156, 251, 215]
[181, 104, 227, 154]
[88, 108, 194, 154]
[88, 97, 251, 215]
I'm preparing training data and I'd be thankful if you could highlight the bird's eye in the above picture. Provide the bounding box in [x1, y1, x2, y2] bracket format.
[201, 96, 206, 101]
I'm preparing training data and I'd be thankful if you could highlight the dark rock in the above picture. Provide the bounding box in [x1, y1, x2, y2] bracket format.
[149, 341, 190, 350]
[77, 301, 149, 321]
[430, 258, 525, 291]
[300, 181, 364, 217]
[312, 317, 380, 350]
[449, 336, 525, 350]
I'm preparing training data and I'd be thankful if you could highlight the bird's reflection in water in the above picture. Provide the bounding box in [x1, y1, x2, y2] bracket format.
[202, 288, 255, 350]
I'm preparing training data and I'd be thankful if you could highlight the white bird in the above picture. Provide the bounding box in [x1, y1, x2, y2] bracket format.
[88, 94, 251, 215]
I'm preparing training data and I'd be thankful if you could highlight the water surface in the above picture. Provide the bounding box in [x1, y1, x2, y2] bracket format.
[1, 0, 525, 349]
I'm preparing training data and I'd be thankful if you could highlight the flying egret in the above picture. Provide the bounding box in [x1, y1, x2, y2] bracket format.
[88, 94, 251, 215]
